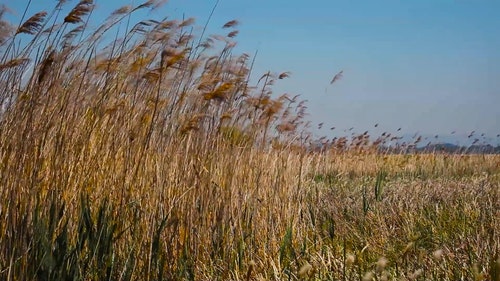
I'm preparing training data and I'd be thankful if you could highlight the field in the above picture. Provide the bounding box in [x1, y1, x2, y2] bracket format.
[0, 1, 499, 280]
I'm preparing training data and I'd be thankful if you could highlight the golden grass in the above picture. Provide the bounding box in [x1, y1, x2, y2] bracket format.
[0, 1, 498, 280]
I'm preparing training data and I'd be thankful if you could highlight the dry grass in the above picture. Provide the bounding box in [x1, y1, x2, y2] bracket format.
[0, 1, 498, 280]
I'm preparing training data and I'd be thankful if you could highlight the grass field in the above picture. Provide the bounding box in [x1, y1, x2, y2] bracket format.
[0, 1, 498, 280]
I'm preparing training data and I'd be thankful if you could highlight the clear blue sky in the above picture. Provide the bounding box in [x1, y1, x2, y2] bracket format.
[5, 0, 500, 144]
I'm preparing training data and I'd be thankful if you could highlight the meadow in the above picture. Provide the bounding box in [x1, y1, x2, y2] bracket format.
[0, 1, 498, 280]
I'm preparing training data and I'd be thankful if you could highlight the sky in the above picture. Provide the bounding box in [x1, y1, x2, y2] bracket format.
[4, 0, 500, 145]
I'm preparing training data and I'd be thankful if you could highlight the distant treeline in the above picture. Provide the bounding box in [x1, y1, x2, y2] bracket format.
[383, 143, 500, 154]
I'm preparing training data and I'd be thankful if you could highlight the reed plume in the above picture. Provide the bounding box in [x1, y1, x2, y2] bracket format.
[16, 11, 47, 35]
[64, 0, 94, 24]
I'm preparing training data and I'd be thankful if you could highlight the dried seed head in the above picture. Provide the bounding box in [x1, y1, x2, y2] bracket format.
[376, 257, 388, 273]
[222, 19, 239, 29]
[345, 254, 355, 267]
[278, 72, 291, 79]
[380, 271, 390, 281]
[330, 70, 343, 84]
[179, 17, 195, 27]
[16, 11, 47, 35]
[409, 269, 423, 280]
[362, 271, 374, 281]
[432, 249, 444, 261]
[64, 0, 94, 24]
[298, 262, 313, 278]
[227, 30, 238, 38]
[111, 5, 131, 16]
[38, 50, 56, 83]
[0, 58, 30, 71]
[0, 7, 14, 44]
[276, 122, 296, 133]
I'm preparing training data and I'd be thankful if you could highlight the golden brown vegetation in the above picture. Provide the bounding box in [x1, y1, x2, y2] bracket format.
[0, 1, 498, 280]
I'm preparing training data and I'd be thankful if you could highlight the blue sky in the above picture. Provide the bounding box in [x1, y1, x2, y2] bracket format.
[5, 0, 500, 144]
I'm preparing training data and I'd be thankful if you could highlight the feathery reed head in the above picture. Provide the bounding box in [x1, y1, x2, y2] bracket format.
[64, 0, 94, 24]
[0, 5, 13, 44]
[222, 19, 239, 29]
[16, 11, 47, 35]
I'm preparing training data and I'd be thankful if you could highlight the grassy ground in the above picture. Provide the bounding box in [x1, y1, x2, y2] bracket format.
[0, 1, 498, 280]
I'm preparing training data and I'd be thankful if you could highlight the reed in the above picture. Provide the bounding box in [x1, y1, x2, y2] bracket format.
[0, 1, 498, 280]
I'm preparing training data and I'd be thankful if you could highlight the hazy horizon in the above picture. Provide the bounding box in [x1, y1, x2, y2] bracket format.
[5, 0, 500, 145]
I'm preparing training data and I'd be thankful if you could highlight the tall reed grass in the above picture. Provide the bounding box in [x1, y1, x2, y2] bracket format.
[0, 1, 498, 280]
